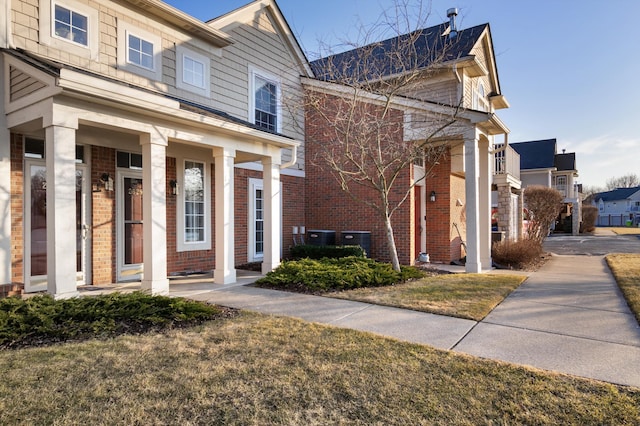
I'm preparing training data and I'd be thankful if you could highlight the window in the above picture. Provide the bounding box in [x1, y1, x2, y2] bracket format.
[249, 178, 264, 260]
[54, 5, 87, 46]
[176, 158, 211, 252]
[128, 35, 154, 70]
[184, 161, 205, 243]
[117, 151, 142, 170]
[176, 46, 210, 97]
[473, 81, 488, 112]
[40, 0, 99, 59]
[249, 67, 281, 133]
[117, 21, 162, 81]
[555, 175, 567, 197]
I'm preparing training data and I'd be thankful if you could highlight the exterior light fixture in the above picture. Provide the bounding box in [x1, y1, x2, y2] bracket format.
[430, 191, 436, 202]
[169, 179, 179, 195]
[98, 173, 113, 192]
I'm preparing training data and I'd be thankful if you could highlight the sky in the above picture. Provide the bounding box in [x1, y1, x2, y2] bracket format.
[164, 0, 640, 189]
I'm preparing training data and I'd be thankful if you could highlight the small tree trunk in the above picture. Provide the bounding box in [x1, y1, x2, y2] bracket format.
[383, 215, 401, 272]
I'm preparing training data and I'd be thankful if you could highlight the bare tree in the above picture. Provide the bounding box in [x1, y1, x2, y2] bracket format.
[524, 186, 564, 245]
[302, 1, 465, 271]
[605, 173, 640, 190]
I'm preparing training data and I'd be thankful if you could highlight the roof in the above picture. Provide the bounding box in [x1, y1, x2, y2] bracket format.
[309, 22, 488, 83]
[554, 152, 576, 171]
[596, 186, 640, 202]
[510, 139, 557, 170]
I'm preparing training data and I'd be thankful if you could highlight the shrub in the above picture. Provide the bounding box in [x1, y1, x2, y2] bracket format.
[290, 244, 366, 260]
[492, 239, 543, 270]
[0, 292, 223, 349]
[581, 205, 598, 233]
[524, 186, 564, 244]
[255, 257, 424, 292]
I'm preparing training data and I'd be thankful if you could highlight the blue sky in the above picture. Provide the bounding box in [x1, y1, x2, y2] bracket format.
[165, 0, 640, 188]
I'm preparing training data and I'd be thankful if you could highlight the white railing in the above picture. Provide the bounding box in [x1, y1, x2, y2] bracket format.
[494, 144, 520, 180]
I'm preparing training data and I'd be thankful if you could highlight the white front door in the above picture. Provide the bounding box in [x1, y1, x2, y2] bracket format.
[24, 160, 91, 292]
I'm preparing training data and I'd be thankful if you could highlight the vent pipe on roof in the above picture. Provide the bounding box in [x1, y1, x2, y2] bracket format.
[447, 8, 458, 39]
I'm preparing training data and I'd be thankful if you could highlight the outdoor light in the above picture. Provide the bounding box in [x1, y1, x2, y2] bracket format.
[97, 173, 113, 192]
[430, 191, 436, 202]
[169, 179, 179, 195]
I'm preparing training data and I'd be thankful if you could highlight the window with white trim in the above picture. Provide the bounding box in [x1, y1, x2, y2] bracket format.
[249, 178, 264, 261]
[176, 46, 211, 97]
[117, 21, 162, 81]
[54, 4, 87, 46]
[176, 159, 211, 252]
[184, 161, 205, 243]
[128, 34, 154, 70]
[40, 0, 99, 59]
[473, 81, 489, 112]
[249, 67, 281, 133]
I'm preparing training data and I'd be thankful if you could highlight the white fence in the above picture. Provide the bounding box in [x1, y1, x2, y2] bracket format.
[597, 214, 640, 227]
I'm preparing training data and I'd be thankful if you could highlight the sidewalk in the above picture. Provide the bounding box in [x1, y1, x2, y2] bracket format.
[84, 255, 640, 388]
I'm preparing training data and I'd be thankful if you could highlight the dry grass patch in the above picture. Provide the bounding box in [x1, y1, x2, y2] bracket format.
[329, 273, 527, 321]
[609, 227, 640, 235]
[606, 253, 640, 324]
[0, 312, 638, 425]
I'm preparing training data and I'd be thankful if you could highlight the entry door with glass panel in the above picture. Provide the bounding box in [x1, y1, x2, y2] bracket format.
[24, 141, 91, 292]
[118, 173, 144, 281]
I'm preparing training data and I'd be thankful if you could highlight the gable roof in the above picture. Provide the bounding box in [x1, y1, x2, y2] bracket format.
[309, 21, 489, 83]
[510, 139, 557, 170]
[596, 186, 640, 202]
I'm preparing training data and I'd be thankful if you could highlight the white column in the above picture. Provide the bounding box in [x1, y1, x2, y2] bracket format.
[262, 155, 281, 274]
[45, 125, 79, 298]
[464, 130, 481, 273]
[140, 132, 169, 295]
[213, 147, 236, 284]
[0, 55, 10, 285]
[479, 138, 492, 269]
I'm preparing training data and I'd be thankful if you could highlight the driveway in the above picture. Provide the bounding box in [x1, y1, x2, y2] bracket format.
[543, 231, 640, 255]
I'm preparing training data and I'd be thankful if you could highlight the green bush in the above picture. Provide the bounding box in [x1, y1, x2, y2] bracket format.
[256, 257, 424, 292]
[492, 238, 543, 270]
[290, 244, 366, 260]
[0, 292, 222, 349]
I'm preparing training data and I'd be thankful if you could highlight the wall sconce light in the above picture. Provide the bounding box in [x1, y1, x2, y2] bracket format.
[93, 173, 113, 192]
[169, 180, 179, 196]
[430, 191, 436, 202]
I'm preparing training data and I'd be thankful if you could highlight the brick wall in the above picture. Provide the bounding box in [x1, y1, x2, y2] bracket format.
[91, 146, 116, 284]
[304, 93, 414, 264]
[10, 134, 24, 289]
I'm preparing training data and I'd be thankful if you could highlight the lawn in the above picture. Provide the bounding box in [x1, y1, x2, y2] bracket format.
[608, 227, 640, 235]
[329, 273, 527, 321]
[1, 311, 638, 425]
[606, 253, 640, 324]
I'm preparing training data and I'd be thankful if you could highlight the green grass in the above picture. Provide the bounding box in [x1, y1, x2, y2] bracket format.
[606, 253, 640, 324]
[330, 273, 527, 321]
[0, 312, 638, 425]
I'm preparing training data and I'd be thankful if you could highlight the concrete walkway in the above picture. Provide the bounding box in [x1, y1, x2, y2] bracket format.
[84, 251, 640, 388]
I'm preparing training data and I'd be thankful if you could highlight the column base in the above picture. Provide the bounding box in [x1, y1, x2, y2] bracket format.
[53, 290, 80, 300]
[261, 261, 280, 275]
[465, 262, 482, 274]
[214, 268, 237, 285]
[141, 279, 169, 295]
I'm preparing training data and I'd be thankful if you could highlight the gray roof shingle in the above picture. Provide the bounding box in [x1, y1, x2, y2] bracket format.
[510, 139, 557, 170]
[596, 186, 640, 202]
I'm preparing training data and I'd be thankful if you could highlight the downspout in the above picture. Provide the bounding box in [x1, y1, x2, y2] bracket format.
[280, 144, 297, 169]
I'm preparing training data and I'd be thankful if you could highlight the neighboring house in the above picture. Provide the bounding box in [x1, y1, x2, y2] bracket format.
[592, 186, 640, 226]
[304, 11, 510, 272]
[0, 0, 311, 297]
[509, 139, 582, 235]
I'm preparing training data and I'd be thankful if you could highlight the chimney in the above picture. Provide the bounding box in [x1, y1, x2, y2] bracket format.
[562, 149, 566, 154]
[447, 8, 458, 39]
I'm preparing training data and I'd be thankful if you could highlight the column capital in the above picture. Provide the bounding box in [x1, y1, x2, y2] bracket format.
[212, 146, 236, 159]
[44, 108, 79, 130]
[139, 130, 168, 147]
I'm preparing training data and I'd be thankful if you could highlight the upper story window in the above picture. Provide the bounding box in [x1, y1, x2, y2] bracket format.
[117, 21, 163, 81]
[54, 5, 87, 46]
[473, 81, 489, 112]
[128, 35, 154, 70]
[176, 46, 211, 97]
[249, 66, 281, 133]
[39, 0, 99, 59]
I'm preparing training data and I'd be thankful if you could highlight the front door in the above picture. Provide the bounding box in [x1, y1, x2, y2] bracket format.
[117, 173, 144, 281]
[24, 160, 91, 292]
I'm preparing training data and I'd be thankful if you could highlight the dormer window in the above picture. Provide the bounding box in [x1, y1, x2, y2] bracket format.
[249, 66, 281, 133]
[54, 5, 88, 46]
[473, 81, 489, 112]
